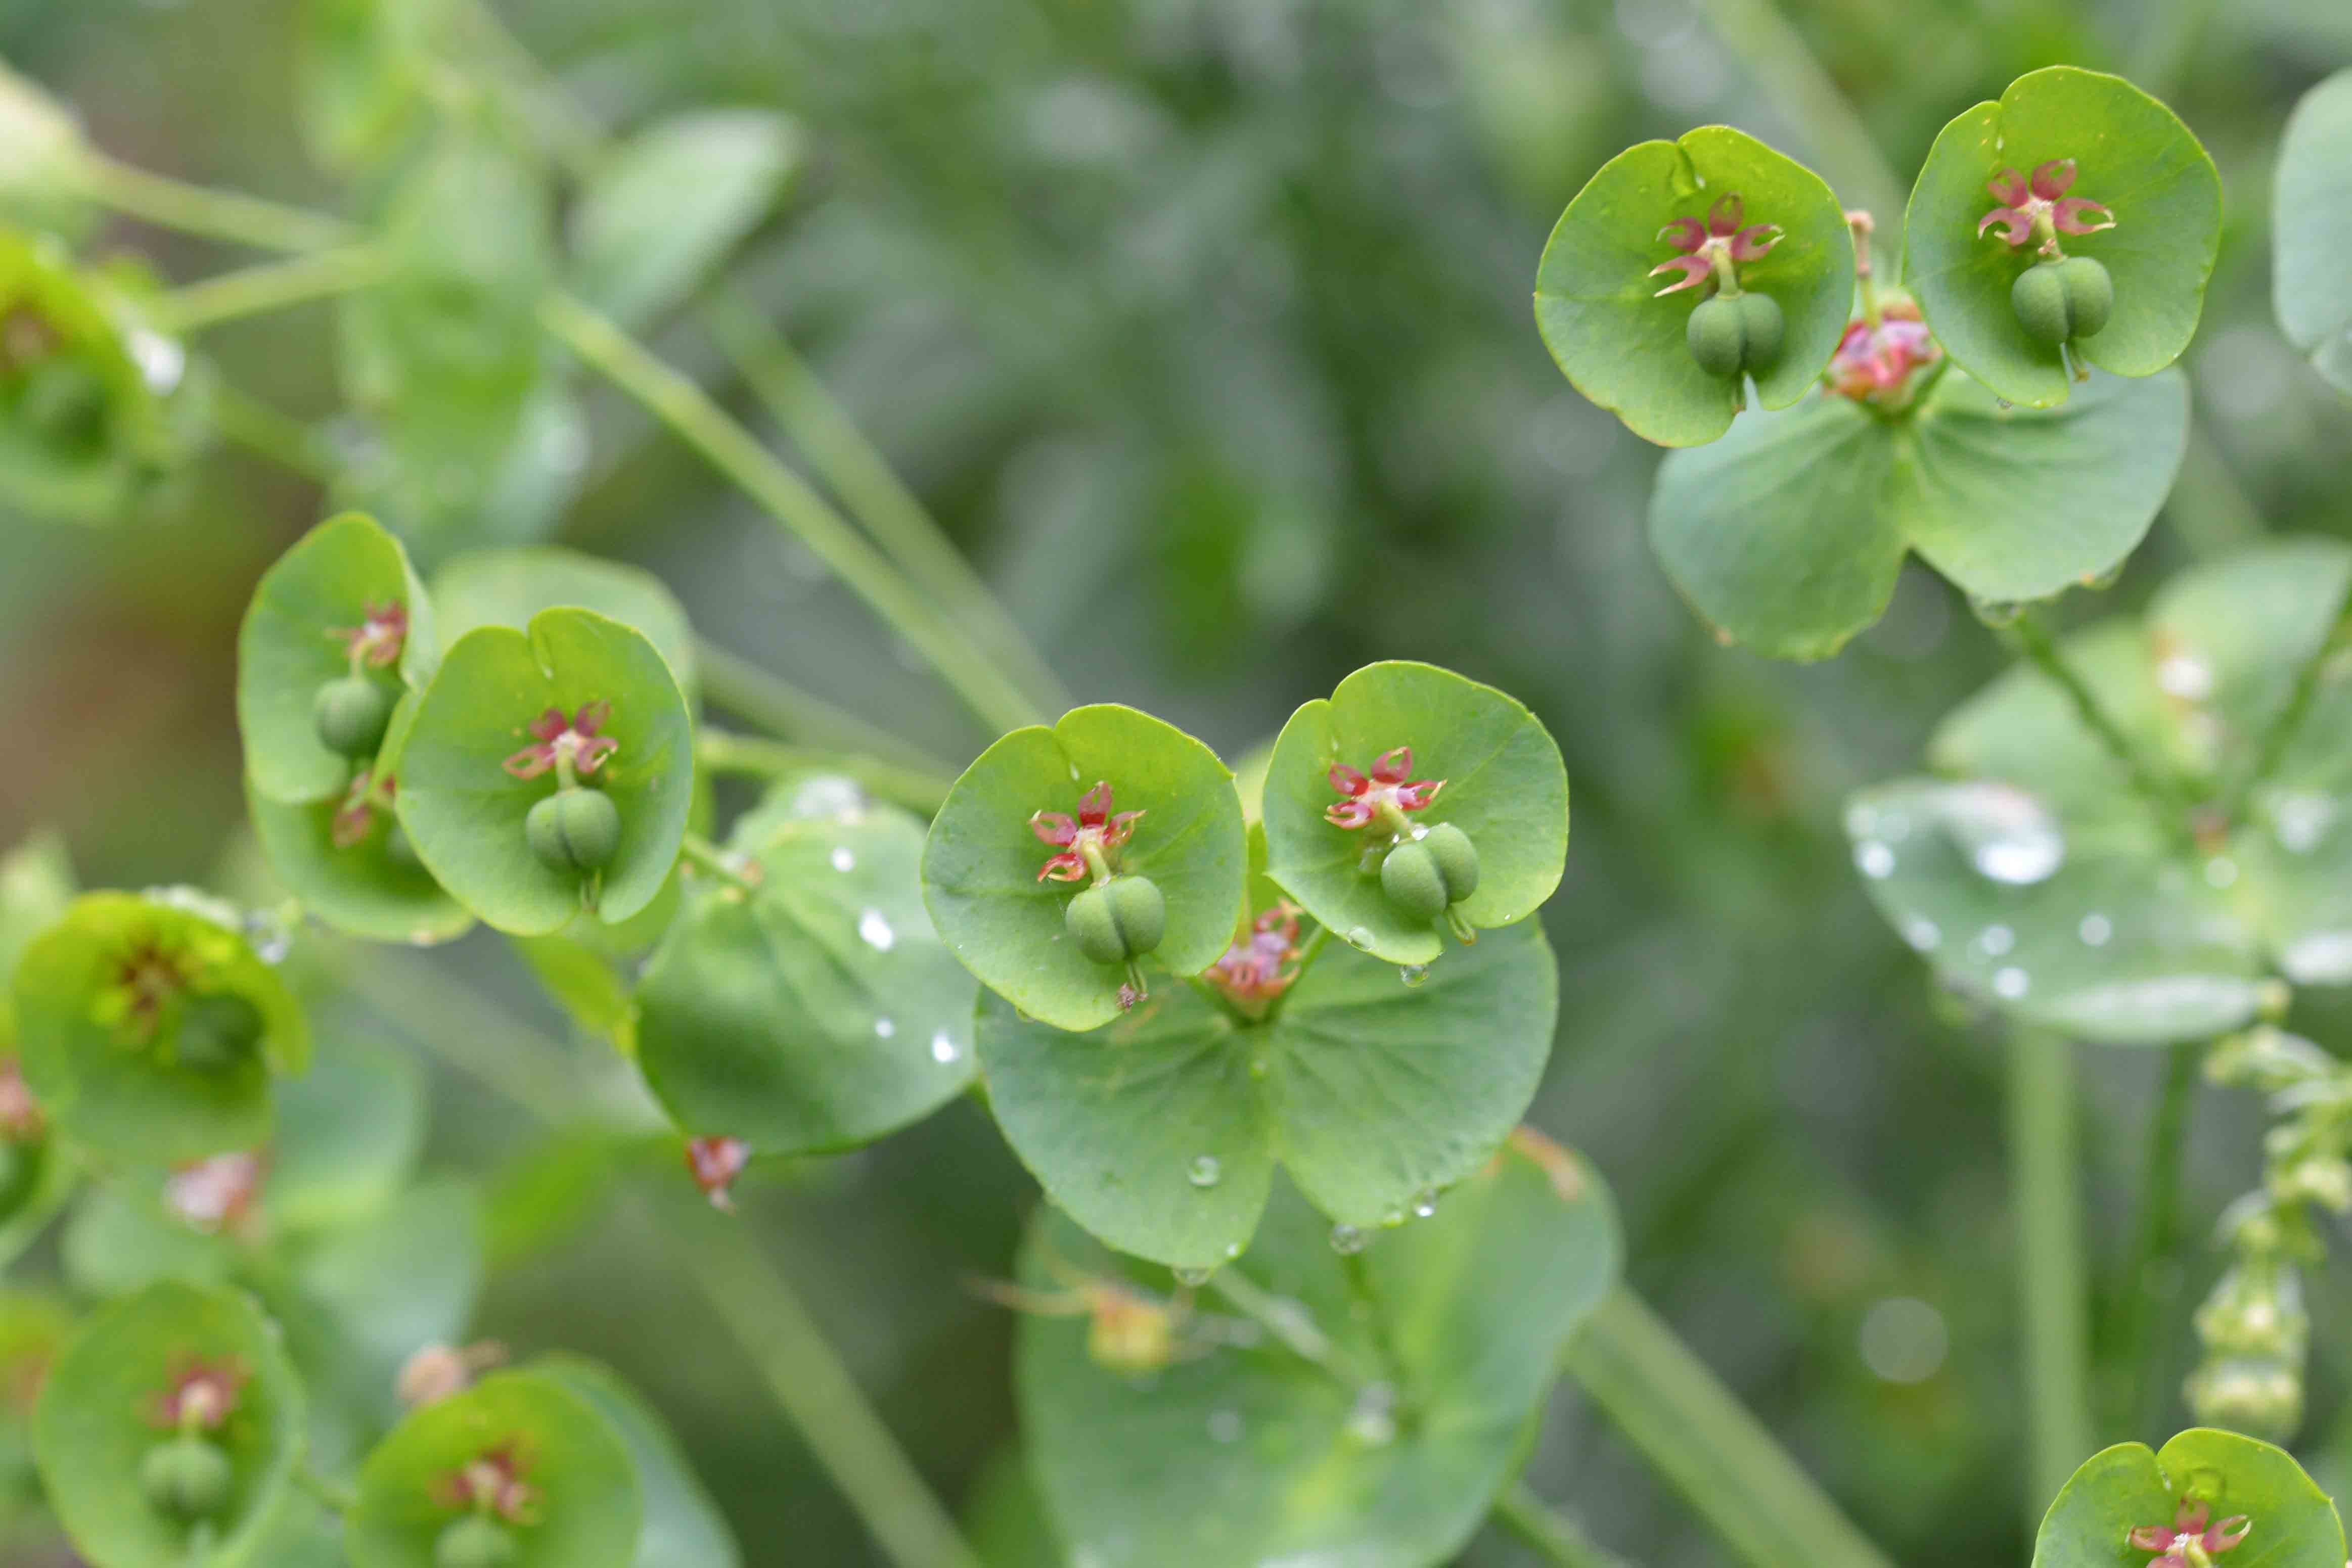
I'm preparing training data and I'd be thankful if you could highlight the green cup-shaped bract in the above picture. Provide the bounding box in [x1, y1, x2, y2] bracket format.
[1065, 875, 1165, 965]
[314, 674, 396, 759]
[0, 233, 166, 523]
[2011, 256, 2113, 344]
[171, 992, 263, 1075]
[524, 788, 621, 874]
[140, 1435, 233, 1519]
[435, 1515, 519, 1568]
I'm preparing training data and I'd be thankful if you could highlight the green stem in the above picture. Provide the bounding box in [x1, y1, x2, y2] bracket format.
[701, 294, 1070, 718]
[149, 245, 385, 334]
[2225, 623, 2341, 820]
[678, 830, 758, 889]
[538, 289, 1042, 737]
[2006, 609, 2187, 821]
[662, 1204, 986, 1568]
[1688, 0, 1908, 223]
[69, 150, 357, 253]
[1206, 1268, 1381, 1389]
[293, 1462, 358, 1514]
[693, 636, 955, 775]
[1561, 1287, 1891, 1568]
[206, 382, 337, 483]
[695, 728, 953, 814]
[1340, 1249, 1408, 1391]
[2007, 1028, 2095, 1520]
[1491, 1483, 1636, 1568]
[335, 944, 983, 1568]
[2115, 1041, 2198, 1439]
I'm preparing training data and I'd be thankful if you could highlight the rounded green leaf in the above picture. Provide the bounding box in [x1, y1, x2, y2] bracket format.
[245, 771, 473, 946]
[2032, 1428, 2343, 1568]
[1261, 663, 1567, 966]
[1018, 1130, 1619, 1568]
[33, 1281, 303, 1568]
[1535, 125, 1855, 446]
[1650, 367, 2186, 658]
[921, 706, 1248, 1032]
[531, 1356, 740, 1568]
[429, 547, 698, 708]
[978, 918, 1556, 1269]
[394, 608, 695, 936]
[346, 1370, 640, 1568]
[239, 513, 436, 807]
[1905, 67, 2220, 407]
[636, 803, 978, 1155]
[12, 892, 306, 1162]
[569, 110, 801, 331]
[0, 230, 167, 523]
[2275, 69, 2352, 395]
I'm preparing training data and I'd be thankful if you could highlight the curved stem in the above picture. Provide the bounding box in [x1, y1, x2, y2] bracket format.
[1491, 1483, 1636, 1568]
[2007, 1027, 2094, 1521]
[149, 245, 386, 334]
[701, 295, 1070, 718]
[207, 382, 336, 483]
[1688, 0, 1908, 223]
[678, 830, 758, 889]
[539, 290, 1042, 737]
[695, 729, 953, 814]
[1561, 1287, 1891, 1568]
[69, 150, 357, 253]
[2005, 609, 2188, 823]
[1207, 1268, 1381, 1389]
[693, 637, 956, 775]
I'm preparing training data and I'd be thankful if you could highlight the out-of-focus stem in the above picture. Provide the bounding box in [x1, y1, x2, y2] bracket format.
[2008, 1028, 2095, 1521]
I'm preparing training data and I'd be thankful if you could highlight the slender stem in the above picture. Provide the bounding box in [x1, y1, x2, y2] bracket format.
[333, 942, 983, 1568]
[446, 0, 606, 176]
[207, 382, 337, 483]
[701, 293, 1069, 718]
[1561, 1287, 1891, 1568]
[294, 1462, 358, 1514]
[1491, 1483, 1637, 1568]
[2226, 625, 2342, 819]
[2005, 609, 2186, 819]
[2115, 1041, 2198, 1439]
[2007, 1028, 2095, 1521]
[1688, 0, 1908, 223]
[1207, 1268, 1382, 1389]
[148, 245, 385, 334]
[695, 729, 954, 814]
[1340, 1249, 1408, 1392]
[679, 830, 758, 889]
[69, 150, 357, 253]
[662, 1203, 986, 1568]
[538, 290, 1042, 736]
[693, 637, 955, 775]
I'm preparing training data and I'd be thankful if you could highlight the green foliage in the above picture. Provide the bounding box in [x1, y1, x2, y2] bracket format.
[11, 892, 306, 1162]
[1649, 367, 2188, 658]
[531, 1356, 741, 1568]
[293, 0, 444, 172]
[1851, 538, 2352, 1043]
[345, 1371, 641, 1568]
[1261, 663, 1567, 965]
[977, 917, 1556, 1269]
[2274, 69, 2352, 395]
[32, 1281, 304, 1568]
[1017, 1131, 1619, 1568]
[922, 706, 1248, 1031]
[636, 795, 978, 1155]
[0, 231, 170, 523]
[2032, 1428, 2343, 1567]
[1535, 125, 1853, 446]
[244, 773, 474, 945]
[569, 110, 801, 331]
[1905, 67, 2220, 407]
[393, 608, 694, 935]
[427, 548, 699, 709]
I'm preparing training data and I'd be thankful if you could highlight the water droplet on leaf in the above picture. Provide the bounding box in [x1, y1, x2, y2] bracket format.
[1399, 963, 1430, 987]
[857, 908, 895, 950]
[1188, 1155, 1222, 1188]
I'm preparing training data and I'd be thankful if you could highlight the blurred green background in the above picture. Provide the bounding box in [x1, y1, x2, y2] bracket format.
[5, 0, 2352, 1562]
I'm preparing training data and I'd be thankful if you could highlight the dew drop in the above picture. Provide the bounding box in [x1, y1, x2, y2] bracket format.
[857, 908, 895, 950]
[2156, 651, 2217, 702]
[1855, 841, 1895, 879]
[1993, 966, 2029, 999]
[2078, 912, 2113, 947]
[1329, 1223, 1367, 1255]
[874, 1018, 896, 1038]
[1408, 823, 1428, 841]
[1206, 1408, 1245, 1444]
[1412, 1190, 1438, 1219]
[1345, 1382, 1398, 1446]
[830, 846, 856, 872]
[1937, 781, 2063, 884]
[1399, 963, 1430, 988]
[2271, 793, 2336, 855]
[1380, 1207, 1406, 1228]
[2205, 857, 2239, 889]
[1188, 1155, 1223, 1188]
[930, 1031, 961, 1064]
[1903, 917, 1940, 952]
[1173, 1265, 1211, 1287]
[1976, 924, 2015, 957]
[1224, 1241, 1243, 1259]
[1357, 846, 1384, 875]
[1344, 926, 1374, 949]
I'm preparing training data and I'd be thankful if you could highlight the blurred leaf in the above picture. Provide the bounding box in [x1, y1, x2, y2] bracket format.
[533, 1355, 740, 1568]
[429, 546, 698, 708]
[0, 230, 170, 523]
[1018, 1130, 1618, 1568]
[569, 109, 801, 331]
[294, 0, 445, 173]
[271, 1035, 428, 1232]
[2274, 68, 2352, 394]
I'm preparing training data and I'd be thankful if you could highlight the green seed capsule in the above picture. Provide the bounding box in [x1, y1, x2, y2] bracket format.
[1381, 825, 1481, 923]
[175, 992, 263, 1073]
[435, 1514, 520, 1568]
[1686, 293, 1784, 379]
[1421, 821, 1480, 903]
[525, 787, 621, 873]
[1065, 874, 1166, 965]
[313, 674, 394, 759]
[2012, 256, 2113, 344]
[140, 1435, 232, 1519]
